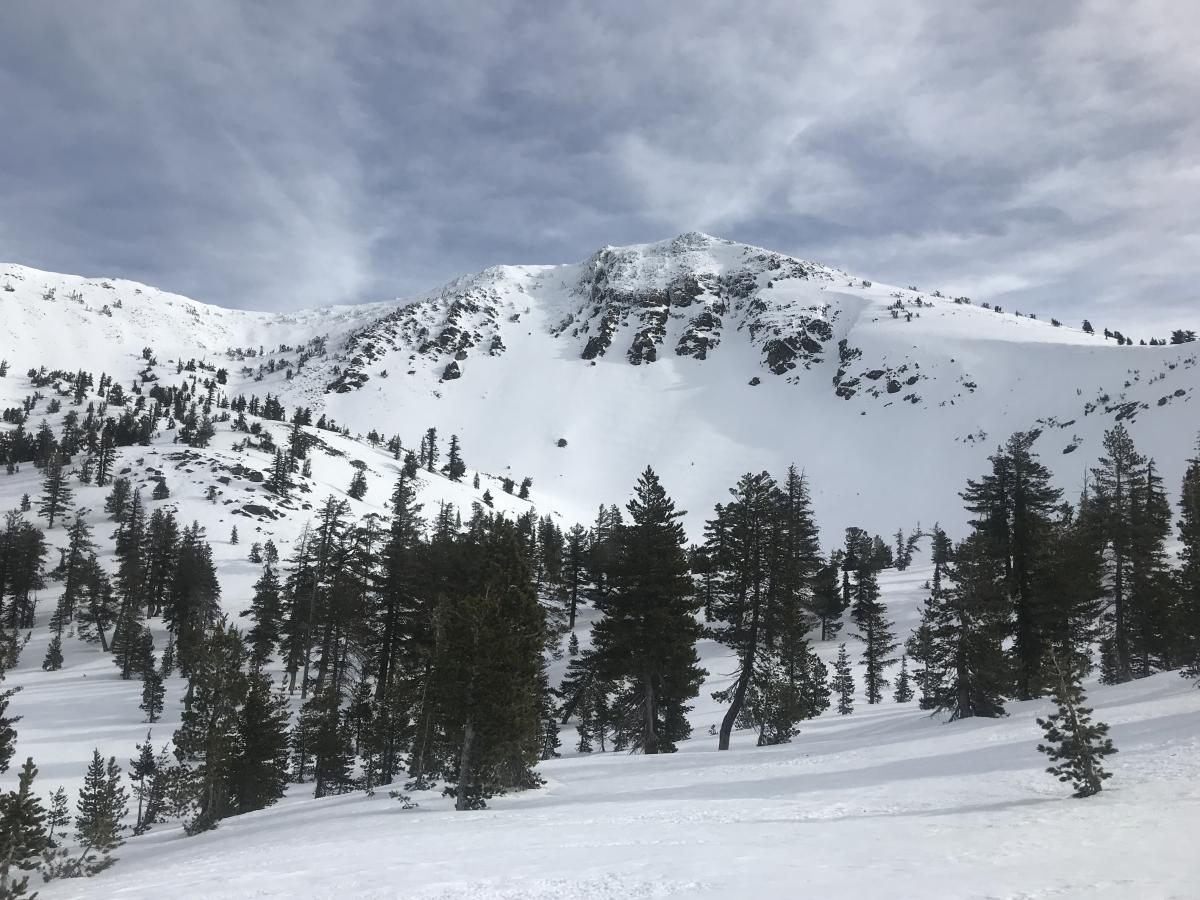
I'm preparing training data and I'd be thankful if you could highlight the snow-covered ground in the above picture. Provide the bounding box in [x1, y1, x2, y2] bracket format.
[17, 561, 1200, 900]
[4, 235, 1200, 898]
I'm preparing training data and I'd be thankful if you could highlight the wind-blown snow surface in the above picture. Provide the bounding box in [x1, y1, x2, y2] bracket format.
[26, 562, 1200, 900]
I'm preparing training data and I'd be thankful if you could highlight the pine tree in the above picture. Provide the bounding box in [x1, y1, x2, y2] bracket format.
[229, 525, 239, 545]
[347, 468, 368, 500]
[140, 666, 165, 723]
[708, 471, 779, 750]
[230, 673, 291, 814]
[41, 632, 64, 671]
[832, 644, 854, 714]
[129, 734, 159, 834]
[893, 656, 914, 702]
[1091, 425, 1148, 683]
[810, 558, 845, 641]
[431, 517, 548, 808]
[442, 434, 466, 481]
[850, 565, 897, 704]
[73, 750, 129, 875]
[929, 536, 1009, 720]
[38, 451, 72, 528]
[961, 431, 1062, 700]
[0, 757, 50, 899]
[46, 787, 69, 846]
[243, 564, 284, 668]
[173, 623, 247, 833]
[1180, 439, 1200, 678]
[1037, 653, 1117, 797]
[590, 468, 703, 754]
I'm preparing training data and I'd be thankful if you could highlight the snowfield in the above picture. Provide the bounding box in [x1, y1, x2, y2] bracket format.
[25, 561, 1200, 900]
[3, 235, 1200, 899]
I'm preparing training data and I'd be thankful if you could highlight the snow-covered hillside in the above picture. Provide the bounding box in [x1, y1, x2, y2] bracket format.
[5, 234, 1198, 541]
[3, 235, 1200, 899]
[23, 561, 1200, 900]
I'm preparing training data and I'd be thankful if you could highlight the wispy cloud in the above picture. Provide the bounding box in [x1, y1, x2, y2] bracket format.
[0, 0, 1196, 338]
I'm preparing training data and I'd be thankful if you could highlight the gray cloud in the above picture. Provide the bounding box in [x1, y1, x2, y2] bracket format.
[0, 0, 1196, 338]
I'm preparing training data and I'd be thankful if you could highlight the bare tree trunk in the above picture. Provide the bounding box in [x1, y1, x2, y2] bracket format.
[641, 670, 659, 755]
[455, 717, 476, 810]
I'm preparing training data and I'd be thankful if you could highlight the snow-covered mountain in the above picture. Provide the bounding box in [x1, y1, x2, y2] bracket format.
[3, 235, 1200, 899]
[5, 232, 1198, 539]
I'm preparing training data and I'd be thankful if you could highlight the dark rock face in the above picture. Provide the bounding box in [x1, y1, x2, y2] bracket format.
[442, 361, 462, 381]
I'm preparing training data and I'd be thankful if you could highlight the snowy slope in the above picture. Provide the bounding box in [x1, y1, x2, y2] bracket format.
[7, 233, 1197, 541]
[24, 561, 1200, 900]
[3, 234, 1200, 898]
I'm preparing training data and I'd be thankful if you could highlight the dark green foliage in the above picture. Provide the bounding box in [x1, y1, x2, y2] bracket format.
[961, 431, 1062, 700]
[41, 632, 64, 671]
[590, 468, 703, 754]
[73, 750, 129, 875]
[832, 643, 854, 714]
[0, 757, 50, 898]
[1180, 441, 1200, 679]
[231, 674, 291, 814]
[892, 656, 914, 703]
[927, 536, 1009, 720]
[1037, 654, 1117, 797]
[850, 565, 897, 704]
[442, 434, 466, 482]
[347, 468, 368, 500]
[38, 452, 72, 528]
[242, 564, 283, 667]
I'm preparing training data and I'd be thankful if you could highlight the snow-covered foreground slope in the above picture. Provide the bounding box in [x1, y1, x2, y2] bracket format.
[28, 561, 1200, 900]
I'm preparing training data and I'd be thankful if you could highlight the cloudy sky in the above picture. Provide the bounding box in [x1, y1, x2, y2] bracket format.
[1, 1, 1197, 337]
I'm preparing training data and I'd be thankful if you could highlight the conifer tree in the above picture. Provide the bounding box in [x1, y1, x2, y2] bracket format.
[140, 667, 165, 723]
[243, 564, 284, 668]
[590, 468, 703, 754]
[47, 787, 69, 846]
[230, 673, 291, 814]
[73, 750, 129, 875]
[103, 477, 132, 522]
[832, 643, 855, 714]
[347, 468, 368, 500]
[41, 632, 64, 671]
[229, 525, 239, 545]
[893, 655, 914, 702]
[0, 683, 16, 777]
[1091, 425, 1149, 683]
[1037, 653, 1117, 797]
[810, 558, 845, 641]
[129, 734, 159, 835]
[1179, 440, 1200, 678]
[443, 434, 466, 481]
[431, 518, 548, 808]
[850, 565, 897, 704]
[709, 471, 779, 750]
[0, 757, 50, 899]
[173, 623, 247, 833]
[38, 452, 72, 529]
[929, 536, 1009, 720]
[961, 432, 1062, 700]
